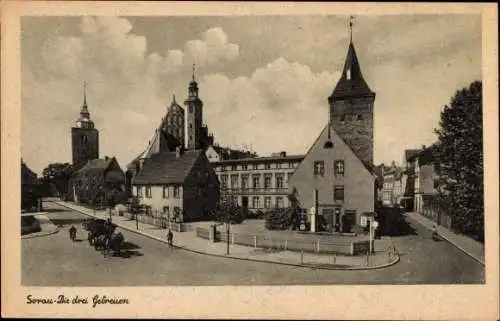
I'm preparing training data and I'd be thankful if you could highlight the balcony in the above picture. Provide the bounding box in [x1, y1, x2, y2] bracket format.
[220, 187, 288, 195]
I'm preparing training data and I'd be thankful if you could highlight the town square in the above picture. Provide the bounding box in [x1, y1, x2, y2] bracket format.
[19, 13, 485, 286]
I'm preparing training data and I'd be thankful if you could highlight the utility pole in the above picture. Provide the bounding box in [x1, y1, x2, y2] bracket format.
[226, 221, 230, 255]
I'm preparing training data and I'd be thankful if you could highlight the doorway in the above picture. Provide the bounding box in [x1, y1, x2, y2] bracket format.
[241, 196, 249, 213]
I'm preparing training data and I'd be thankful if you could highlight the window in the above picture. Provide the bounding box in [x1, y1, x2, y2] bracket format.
[264, 175, 272, 189]
[230, 174, 238, 189]
[137, 186, 143, 198]
[252, 164, 258, 170]
[346, 68, 351, 80]
[334, 160, 345, 177]
[252, 174, 261, 189]
[173, 207, 181, 220]
[242, 164, 248, 170]
[163, 186, 169, 198]
[173, 185, 180, 198]
[276, 163, 282, 169]
[276, 197, 284, 208]
[252, 196, 260, 209]
[241, 175, 249, 189]
[231, 165, 237, 171]
[357, 115, 363, 121]
[287, 173, 293, 184]
[275, 174, 284, 189]
[265, 163, 272, 170]
[163, 206, 170, 217]
[288, 162, 294, 169]
[145, 186, 152, 198]
[314, 161, 325, 176]
[334, 185, 345, 202]
[264, 197, 271, 209]
[220, 175, 228, 189]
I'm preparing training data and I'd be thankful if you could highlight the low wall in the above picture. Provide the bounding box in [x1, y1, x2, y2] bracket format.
[120, 212, 193, 232]
[196, 227, 374, 256]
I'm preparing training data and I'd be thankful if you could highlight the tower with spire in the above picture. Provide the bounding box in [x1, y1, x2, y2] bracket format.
[184, 64, 205, 150]
[71, 82, 99, 171]
[328, 16, 376, 168]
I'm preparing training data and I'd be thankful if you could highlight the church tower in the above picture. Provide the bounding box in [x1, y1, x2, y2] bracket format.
[328, 17, 375, 168]
[71, 82, 99, 171]
[184, 65, 204, 150]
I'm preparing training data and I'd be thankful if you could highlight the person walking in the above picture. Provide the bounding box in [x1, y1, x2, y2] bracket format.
[167, 229, 173, 250]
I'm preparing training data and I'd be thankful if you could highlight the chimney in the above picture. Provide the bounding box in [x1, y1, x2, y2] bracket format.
[176, 146, 183, 158]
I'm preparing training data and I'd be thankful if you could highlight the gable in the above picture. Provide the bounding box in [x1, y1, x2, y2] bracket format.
[293, 124, 375, 182]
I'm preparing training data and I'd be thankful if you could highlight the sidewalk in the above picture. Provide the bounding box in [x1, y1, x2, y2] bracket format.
[52, 200, 399, 271]
[405, 212, 485, 265]
[22, 214, 60, 239]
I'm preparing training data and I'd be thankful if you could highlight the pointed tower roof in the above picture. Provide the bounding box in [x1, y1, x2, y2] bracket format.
[329, 19, 374, 101]
[75, 81, 95, 129]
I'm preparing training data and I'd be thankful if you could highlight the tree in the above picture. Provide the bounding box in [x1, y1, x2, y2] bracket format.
[42, 163, 74, 198]
[211, 201, 243, 255]
[434, 80, 483, 242]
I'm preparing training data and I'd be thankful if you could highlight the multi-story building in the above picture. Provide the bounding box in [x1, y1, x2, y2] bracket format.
[289, 25, 377, 234]
[211, 152, 303, 212]
[72, 156, 125, 204]
[132, 147, 219, 222]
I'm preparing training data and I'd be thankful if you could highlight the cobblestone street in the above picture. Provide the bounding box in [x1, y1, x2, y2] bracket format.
[21, 203, 484, 286]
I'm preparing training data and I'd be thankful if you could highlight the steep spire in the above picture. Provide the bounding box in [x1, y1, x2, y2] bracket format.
[329, 17, 374, 102]
[192, 63, 196, 82]
[83, 81, 87, 106]
[349, 15, 355, 43]
[80, 81, 90, 119]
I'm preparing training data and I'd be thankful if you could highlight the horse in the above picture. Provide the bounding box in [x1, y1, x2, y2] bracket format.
[93, 233, 110, 251]
[104, 232, 125, 257]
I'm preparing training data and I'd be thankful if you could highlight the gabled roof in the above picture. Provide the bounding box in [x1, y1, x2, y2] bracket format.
[329, 41, 375, 101]
[78, 157, 115, 173]
[126, 128, 182, 170]
[132, 150, 204, 185]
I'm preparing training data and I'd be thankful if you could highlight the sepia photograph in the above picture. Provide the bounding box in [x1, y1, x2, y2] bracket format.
[2, 1, 499, 319]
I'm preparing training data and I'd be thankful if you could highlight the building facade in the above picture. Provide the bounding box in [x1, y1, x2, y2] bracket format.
[132, 148, 219, 222]
[289, 125, 376, 234]
[211, 152, 303, 213]
[288, 28, 377, 234]
[73, 156, 125, 204]
[71, 84, 99, 172]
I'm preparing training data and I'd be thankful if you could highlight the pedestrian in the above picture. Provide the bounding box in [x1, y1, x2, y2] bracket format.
[167, 229, 173, 250]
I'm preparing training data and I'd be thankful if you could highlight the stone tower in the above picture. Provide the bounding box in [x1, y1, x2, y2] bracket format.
[328, 19, 375, 168]
[71, 82, 99, 171]
[184, 65, 204, 150]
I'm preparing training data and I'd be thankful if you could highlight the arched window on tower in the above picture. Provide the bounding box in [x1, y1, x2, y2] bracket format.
[189, 105, 193, 113]
[357, 114, 363, 121]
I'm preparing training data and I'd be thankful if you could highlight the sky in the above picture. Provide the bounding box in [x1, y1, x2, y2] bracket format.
[21, 14, 482, 175]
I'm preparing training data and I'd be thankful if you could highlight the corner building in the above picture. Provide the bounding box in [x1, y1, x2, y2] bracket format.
[288, 35, 377, 234]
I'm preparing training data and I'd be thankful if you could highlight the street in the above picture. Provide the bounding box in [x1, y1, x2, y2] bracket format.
[22, 203, 484, 286]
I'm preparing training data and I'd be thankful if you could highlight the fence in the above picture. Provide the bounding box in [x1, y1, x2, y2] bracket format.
[195, 227, 373, 256]
[119, 210, 193, 232]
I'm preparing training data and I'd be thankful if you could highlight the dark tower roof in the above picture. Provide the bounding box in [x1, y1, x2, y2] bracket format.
[329, 41, 375, 101]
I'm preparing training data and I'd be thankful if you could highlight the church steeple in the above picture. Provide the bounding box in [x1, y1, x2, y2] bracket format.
[329, 17, 374, 102]
[80, 81, 90, 119]
[76, 81, 94, 129]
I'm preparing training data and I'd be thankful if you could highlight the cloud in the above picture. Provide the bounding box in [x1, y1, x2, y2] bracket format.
[22, 17, 241, 174]
[198, 58, 340, 155]
[184, 27, 240, 67]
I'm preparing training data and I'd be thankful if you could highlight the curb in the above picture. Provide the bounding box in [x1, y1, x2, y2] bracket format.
[404, 214, 485, 266]
[22, 228, 59, 239]
[52, 201, 400, 271]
